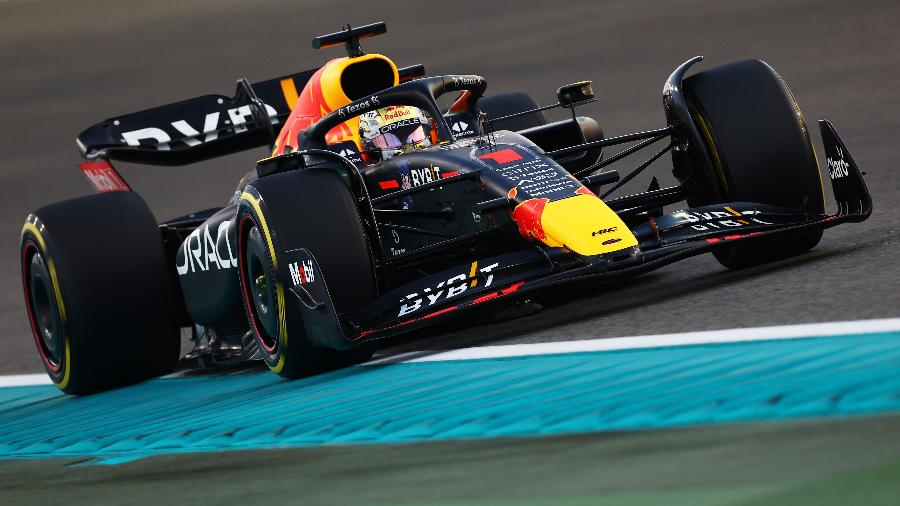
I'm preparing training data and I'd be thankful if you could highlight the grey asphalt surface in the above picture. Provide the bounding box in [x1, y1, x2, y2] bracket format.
[1, 0, 898, 373]
[4, 414, 900, 505]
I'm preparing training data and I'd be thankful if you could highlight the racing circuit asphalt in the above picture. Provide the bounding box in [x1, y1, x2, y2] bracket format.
[2, 0, 899, 374]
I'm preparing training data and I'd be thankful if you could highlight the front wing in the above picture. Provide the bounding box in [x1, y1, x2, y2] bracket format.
[290, 120, 871, 349]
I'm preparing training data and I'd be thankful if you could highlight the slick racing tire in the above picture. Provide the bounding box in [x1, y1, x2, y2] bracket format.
[682, 59, 826, 269]
[237, 168, 377, 379]
[20, 192, 180, 394]
[478, 92, 548, 132]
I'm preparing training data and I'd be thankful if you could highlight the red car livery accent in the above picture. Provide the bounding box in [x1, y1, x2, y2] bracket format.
[79, 161, 130, 193]
[479, 148, 523, 165]
[512, 198, 549, 241]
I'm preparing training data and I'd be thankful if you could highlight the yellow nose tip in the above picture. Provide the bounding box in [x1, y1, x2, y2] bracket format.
[513, 194, 638, 256]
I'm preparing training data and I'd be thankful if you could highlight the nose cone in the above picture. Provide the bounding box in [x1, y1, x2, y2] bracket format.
[512, 194, 638, 256]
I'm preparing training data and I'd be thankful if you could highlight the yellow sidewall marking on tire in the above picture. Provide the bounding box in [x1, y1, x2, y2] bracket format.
[691, 107, 730, 196]
[240, 192, 279, 271]
[690, 108, 738, 265]
[22, 220, 71, 390]
[240, 192, 289, 366]
[272, 353, 285, 374]
[59, 341, 71, 389]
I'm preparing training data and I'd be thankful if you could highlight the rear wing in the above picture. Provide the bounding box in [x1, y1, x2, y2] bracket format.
[74, 20, 426, 193]
[76, 68, 319, 166]
[76, 63, 426, 169]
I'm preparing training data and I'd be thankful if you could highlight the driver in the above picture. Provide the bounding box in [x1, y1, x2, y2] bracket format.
[358, 105, 432, 162]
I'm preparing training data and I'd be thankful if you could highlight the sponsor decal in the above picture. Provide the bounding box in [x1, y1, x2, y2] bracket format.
[674, 207, 773, 231]
[379, 117, 424, 135]
[398, 160, 413, 190]
[356, 280, 525, 339]
[450, 120, 476, 137]
[591, 226, 617, 237]
[176, 220, 238, 275]
[395, 161, 415, 210]
[79, 161, 129, 193]
[380, 106, 417, 122]
[827, 147, 850, 179]
[439, 137, 482, 151]
[120, 103, 279, 151]
[451, 76, 482, 88]
[329, 141, 363, 165]
[288, 259, 315, 286]
[478, 145, 579, 200]
[508, 162, 577, 198]
[398, 262, 500, 317]
[337, 94, 380, 118]
[410, 165, 443, 186]
[386, 161, 448, 205]
[602, 238, 622, 246]
[397, 160, 412, 209]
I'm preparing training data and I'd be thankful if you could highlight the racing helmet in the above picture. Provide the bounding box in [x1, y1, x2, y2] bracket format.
[359, 105, 432, 161]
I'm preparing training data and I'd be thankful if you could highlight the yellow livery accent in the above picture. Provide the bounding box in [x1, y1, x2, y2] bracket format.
[22, 220, 71, 389]
[276, 282, 287, 348]
[59, 340, 71, 390]
[273, 53, 399, 155]
[539, 194, 638, 256]
[272, 352, 285, 374]
[691, 106, 730, 195]
[240, 192, 278, 270]
[319, 54, 399, 109]
[318, 54, 399, 148]
[279, 77, 300, 110]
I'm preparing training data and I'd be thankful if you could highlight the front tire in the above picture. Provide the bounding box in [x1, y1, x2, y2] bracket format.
[21, 192, 180, 394]
[237, 168, 377, 378]
[681, 59, 826, 269]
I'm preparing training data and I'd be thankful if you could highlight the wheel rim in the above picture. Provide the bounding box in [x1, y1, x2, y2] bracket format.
[242, 221, 279, 353]
[23, 245, 63, 370]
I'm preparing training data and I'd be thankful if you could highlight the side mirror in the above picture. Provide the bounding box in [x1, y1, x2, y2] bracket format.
[557, 81, 594, 107]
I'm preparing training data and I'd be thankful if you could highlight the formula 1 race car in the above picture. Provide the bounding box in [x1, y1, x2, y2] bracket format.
[21, 22, 871, 394]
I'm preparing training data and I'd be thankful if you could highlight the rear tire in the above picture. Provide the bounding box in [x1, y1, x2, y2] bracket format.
[20, 192, 180, 394]
[478, 92, 547, 132]
[237, 168, 377, 378]
[682, 59, 825, 269]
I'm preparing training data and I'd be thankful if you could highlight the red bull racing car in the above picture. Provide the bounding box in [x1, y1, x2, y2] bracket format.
[21, 22, 872, 393]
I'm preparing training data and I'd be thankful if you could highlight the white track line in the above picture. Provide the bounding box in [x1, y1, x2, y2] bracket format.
[4, 318, 900, 387]
[0, 373, 52, 388]
[369, 318, 900, 364]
